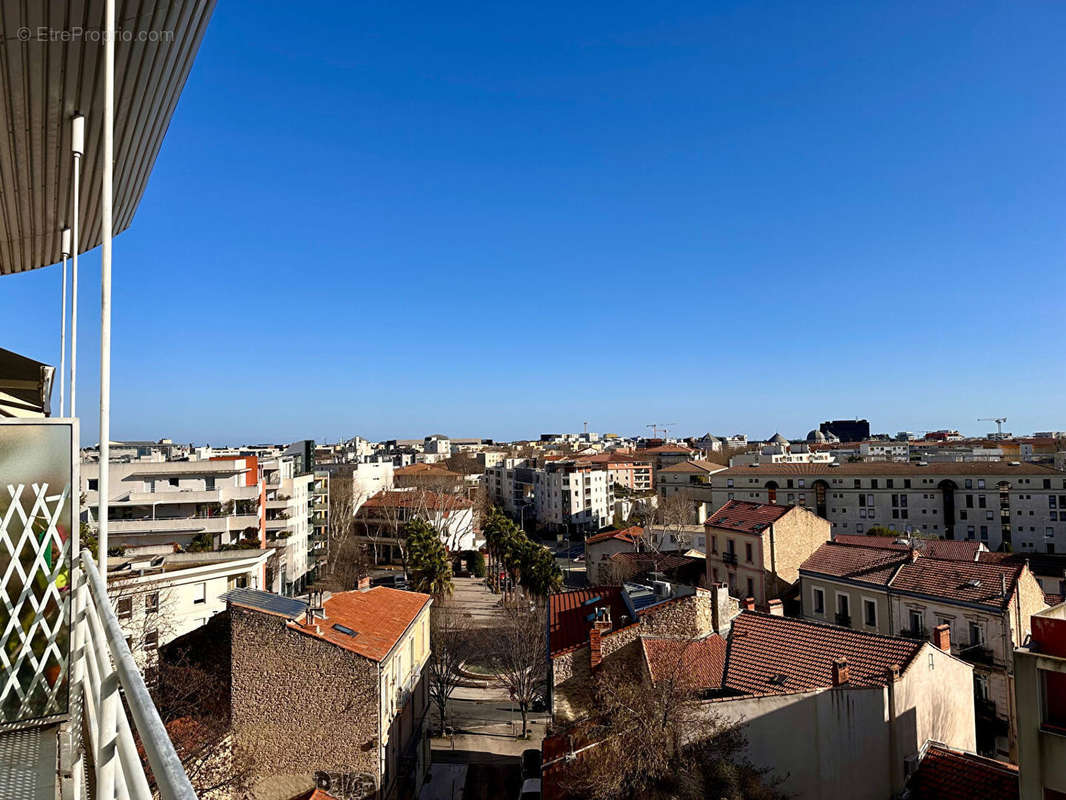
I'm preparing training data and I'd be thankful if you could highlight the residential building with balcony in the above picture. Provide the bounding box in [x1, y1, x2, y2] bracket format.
[310, 469, 330, 579]
[229, 585, 432, 800]
[704, 499, 829, 607]
[1015, 601, 1066, 800]
[708, 461, 1066, 552]
[81, 455, 265, 551]
[355, 489, 478, 558]
[262, 456, 314, 594]
[533, 460, 612, 532]
[656, 459, 727, 514]
[799, 538, 1048, 759]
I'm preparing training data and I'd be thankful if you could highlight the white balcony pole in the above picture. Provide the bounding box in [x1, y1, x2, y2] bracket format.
[71, 115, 84, 418]
[59, 228, 71, 417]
[98, 0, 114, 574]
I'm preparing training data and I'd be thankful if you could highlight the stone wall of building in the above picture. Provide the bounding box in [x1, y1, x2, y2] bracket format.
[770, 507, 831, 586]
[230, 606, 380, 782]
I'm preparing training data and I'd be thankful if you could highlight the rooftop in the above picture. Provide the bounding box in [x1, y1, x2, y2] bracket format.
[641, 634, 726, 690]
[715, 462, 1063, 476]
[891, 558, 1022, 610]
[290, 587, 431, 662]
[548, 586, 629, 656]
[799, 542, 909, 585]
[905, 743, 1018, 800]
[360, 489, 473, 511]
[832, 534, 984, 561]
[705, 499, 794, 533]
[585, 525, 643, 545]
[721, 611, 923, 695]
[658, 459, 727, 474]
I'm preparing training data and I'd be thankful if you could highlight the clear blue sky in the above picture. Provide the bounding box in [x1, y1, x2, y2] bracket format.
[3, 1, 1064, 445]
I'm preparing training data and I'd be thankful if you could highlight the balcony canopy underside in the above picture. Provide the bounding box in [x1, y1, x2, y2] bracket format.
[0, 0, 216, 275]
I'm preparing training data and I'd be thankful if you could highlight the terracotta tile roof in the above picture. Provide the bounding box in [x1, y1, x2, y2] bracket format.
[722, 612, 923, 695]
[891, 558, 1022, 609]
[548, 587, 628, 656]
[288, 587, 431, 662]
[585, 525, 643, 545]
[906, 743, 1018, 800]
[832, 534, 983, 562]
[642, 444, 695, 454]
[979, 551, 1066, 579]
[641, 634, 726, 690]
[658, 459, 727, 474]
[705, 500, 793, 533]
[715, 462, 1062, 476]
[394, 463, 460, 477]
[360, 489, 472, 510]
[799, 542, 908, 585]
[292, 791, 341, 800]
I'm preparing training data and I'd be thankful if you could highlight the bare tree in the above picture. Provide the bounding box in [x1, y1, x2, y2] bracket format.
[428, 602, 470, 731]
[649, 492, 697, 554]
[484, 602, 546, 738]
[558, 641, 786, 800]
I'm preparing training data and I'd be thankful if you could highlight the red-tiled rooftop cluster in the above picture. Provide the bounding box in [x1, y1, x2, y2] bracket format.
[722, 612, 923, 695]
[585, 525, 643, 545]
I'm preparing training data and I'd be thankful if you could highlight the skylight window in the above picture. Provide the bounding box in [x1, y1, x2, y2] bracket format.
[332, 624, 358, 637]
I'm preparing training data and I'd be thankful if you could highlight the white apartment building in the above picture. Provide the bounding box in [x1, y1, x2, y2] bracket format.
[108, 549, 272, 664]
[709, 462, 1066, 552]
[262, 456, 313, 595]
[533, 465, 611, 532]
[81, 456, 264, 550]
[730, 443, 836, 467]
[859, 442, 910, 462]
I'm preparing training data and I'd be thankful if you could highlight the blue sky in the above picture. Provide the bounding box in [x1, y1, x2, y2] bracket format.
[3, 1, 1064, 444]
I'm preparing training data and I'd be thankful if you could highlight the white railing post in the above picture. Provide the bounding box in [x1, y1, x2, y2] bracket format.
[97, 0, 115, 572]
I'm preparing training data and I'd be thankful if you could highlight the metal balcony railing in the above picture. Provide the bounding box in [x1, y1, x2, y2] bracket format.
[74, 548, 198, 799]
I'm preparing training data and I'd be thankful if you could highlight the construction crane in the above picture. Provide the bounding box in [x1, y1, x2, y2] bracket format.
[646, 422, 678, 438]
[978, 417, 1007, 437]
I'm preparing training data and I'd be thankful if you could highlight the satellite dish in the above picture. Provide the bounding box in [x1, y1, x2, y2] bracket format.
[314, 771, 332, 790]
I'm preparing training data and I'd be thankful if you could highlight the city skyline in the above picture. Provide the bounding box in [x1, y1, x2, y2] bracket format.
[2, 1, 1064, 445]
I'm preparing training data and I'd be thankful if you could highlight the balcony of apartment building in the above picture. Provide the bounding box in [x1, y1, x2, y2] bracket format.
[0, 1, 219, 795]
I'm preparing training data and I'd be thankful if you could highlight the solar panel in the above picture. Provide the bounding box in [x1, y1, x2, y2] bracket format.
[581, 596, 602, 607]
[222, 588, 307, 619]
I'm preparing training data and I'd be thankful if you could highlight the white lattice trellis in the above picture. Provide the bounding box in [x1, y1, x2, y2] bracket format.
[0, 482, 71, 723]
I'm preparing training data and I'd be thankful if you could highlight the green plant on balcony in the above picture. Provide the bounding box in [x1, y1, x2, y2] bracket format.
[185, 532, 215, 553]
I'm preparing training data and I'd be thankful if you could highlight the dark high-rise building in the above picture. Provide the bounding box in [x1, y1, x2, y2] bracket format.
[819, 419, 870, 443]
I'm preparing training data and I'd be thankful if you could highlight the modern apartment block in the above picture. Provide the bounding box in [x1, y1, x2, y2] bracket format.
[262, 456, 314, 595]
[81, 455, 265, 550]
[799, 538, 1048, 759]
[1015, 602, 1066, 800]
[708, 462, 1066, 552]
[310, 469, 330, 581]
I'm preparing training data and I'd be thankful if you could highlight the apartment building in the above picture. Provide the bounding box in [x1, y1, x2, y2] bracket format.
[708, 462, 1066, 552]
[1015, 602, 1066, 800]
[485, 458, 614, 532]
[657, 459, 727, 506]
[356, 489, 477, 557]
[229, 585, 432, 800]
[108, 548, 271, 664]
[262, 457, 314, 595]
[571, 450, 653, 492]
[799, 538, 1048, 759]
[310, 470, 330, 581]
[81, 455, 265, 550]
[705, 500, 829, 607]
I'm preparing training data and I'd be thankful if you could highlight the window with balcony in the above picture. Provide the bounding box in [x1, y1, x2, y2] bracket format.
[145, 592, 159, 614]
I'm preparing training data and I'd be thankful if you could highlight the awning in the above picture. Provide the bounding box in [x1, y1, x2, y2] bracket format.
[0, 0, 216, 275]
[0, 347, 54, 416]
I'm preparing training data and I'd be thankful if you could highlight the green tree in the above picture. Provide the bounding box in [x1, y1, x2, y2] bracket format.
[405, 518, 453, 597]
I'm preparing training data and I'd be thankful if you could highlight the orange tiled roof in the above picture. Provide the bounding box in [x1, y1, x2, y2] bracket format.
[722, 612, 923, 695]
[906, 744, 1018, 800]
[288, 587, 430, 662]
[800, 541, 909, 585]
[890, 558, 1023, 610]
[832, 534, 983, 561]
[292, 791, 341, 800]
[585, 526, 643, 545]
[641, 634, 726, 689]
[394, 463, 460, 477]
[705, 499, 793, 533]
[658, 459, 726, 474]
[361, 489, 472, 510]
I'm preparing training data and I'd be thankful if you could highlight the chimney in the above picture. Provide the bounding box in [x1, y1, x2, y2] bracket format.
[932, 623, 951, 652]
[743, 597, 756, 612]
[909, 548, 920, 563]
[593, 606, 612, 633]
[768, 599, 784, 616]
[304, 607, 314, 626]
[358, 576, 371, 592]
[831, 657, 850, 686]
[1000, 574, 1007, 598]
[886, 663, 901, 683]
[589, 626, 603, 669]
